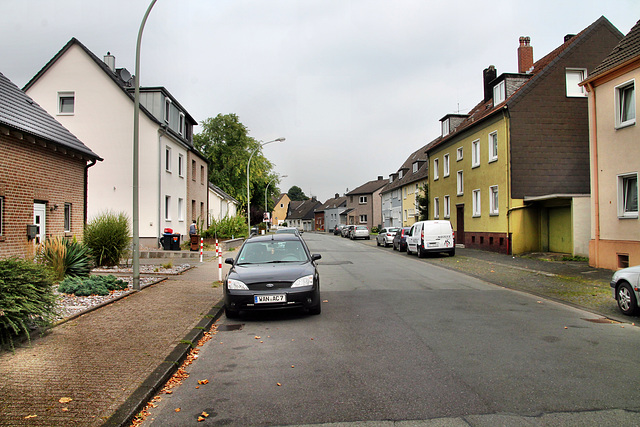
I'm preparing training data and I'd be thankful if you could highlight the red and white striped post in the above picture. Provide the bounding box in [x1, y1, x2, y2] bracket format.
[216, 238, 223, 281]
[199, 237, 203, 263]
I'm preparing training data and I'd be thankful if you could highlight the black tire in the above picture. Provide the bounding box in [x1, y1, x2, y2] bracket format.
[308, 302, 322, 315]
[448, 248, 455, 257]
[417, 245, 425, 258]
[377, 239, 381, 246]
[225, 306, 240, 319]
[367, 236, 370, 240]
[406, 245, 412, 255]
[616, 282, 639, 316]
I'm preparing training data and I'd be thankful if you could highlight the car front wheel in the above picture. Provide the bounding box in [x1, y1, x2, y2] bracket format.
[617, 282, 639, 316]
[225, 306, 240, 319]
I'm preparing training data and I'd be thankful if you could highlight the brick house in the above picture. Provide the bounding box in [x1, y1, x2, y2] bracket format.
[315, 193, 347, 232]
[23, 38, 208, 247]
[345, 177, 387, 230]
[426, 16, 623, 255]
[581, 19, 640, 270]
[0, 71, 101, 259]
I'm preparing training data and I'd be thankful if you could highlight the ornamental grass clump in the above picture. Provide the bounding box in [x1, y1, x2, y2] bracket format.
[0, 258, 58, 350]
[84, 211, 131, 267]
[57, 275, 128, 296]
[37, 236, 92, 281]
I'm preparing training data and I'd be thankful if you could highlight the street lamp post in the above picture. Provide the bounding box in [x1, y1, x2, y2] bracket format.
[247, 138, 285, 236]
[265, 174, 288, 230]
[132, 0, 157, 291]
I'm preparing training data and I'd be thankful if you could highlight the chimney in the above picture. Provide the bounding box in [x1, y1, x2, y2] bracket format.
[377, 176, 383, 180]
[564, 34, 576, 43]
[104, 52, 115, 72]
[517, 37, 533, 73]
[483, 65, 497, 102]
[335, 193, 340, 199]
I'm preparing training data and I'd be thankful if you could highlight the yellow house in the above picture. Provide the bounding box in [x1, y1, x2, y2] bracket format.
[270, 193, 291, 227]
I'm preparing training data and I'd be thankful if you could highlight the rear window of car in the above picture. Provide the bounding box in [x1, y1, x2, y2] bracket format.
[356, 226, 367, 230]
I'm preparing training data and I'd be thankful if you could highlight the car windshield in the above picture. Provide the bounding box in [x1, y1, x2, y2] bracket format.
[237, 240, 308, 264]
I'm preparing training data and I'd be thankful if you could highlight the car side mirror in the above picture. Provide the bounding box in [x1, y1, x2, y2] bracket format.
[225, 258, 235, 265]
[311, 254, 321, 262]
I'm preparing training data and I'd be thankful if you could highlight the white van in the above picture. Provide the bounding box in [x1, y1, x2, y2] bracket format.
[406, 220, 455, 257]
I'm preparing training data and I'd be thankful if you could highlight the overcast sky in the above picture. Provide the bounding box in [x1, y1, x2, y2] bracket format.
[1, 1, 638, 202]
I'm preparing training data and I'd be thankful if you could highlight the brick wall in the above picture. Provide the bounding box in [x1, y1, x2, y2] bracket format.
[0, 133, 87, 259]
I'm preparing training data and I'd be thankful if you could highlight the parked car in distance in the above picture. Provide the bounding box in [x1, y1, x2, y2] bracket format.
[610, 265, 640, 316]
[350, 225, 370, 240]
[223, 234, 322, 318]
[275, 227, 300, 236]
[392, 227, 411, 252]
[334, 224, 347, 236]
[342, 225, 354, 238]
[406, 220, 455, 257]
[376, 227, 400, 247]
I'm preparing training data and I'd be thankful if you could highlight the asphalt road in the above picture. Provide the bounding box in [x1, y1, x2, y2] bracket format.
[142, 233, 640, 426]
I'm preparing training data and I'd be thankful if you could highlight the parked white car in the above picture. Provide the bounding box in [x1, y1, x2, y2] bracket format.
[610, 265, 640, 316]
[406, 220, 455, 257]
[376, 227, 400, 247]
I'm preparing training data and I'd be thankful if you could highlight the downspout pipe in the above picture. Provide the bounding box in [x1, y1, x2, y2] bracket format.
[158, 125, 168, 244]
[585, 81, 600, 267]
[84, 158, 99, 227]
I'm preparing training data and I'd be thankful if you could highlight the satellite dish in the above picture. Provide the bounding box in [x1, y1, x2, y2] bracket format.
[118, 68, 131, 82]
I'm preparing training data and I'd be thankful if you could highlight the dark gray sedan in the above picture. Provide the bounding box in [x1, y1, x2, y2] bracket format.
[224, 234, 322, 318]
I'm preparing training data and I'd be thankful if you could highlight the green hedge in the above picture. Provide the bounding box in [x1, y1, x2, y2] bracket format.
[57, 275, 128, 297]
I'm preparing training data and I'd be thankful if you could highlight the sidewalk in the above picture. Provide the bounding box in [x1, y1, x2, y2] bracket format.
[0, 252, 230, 427]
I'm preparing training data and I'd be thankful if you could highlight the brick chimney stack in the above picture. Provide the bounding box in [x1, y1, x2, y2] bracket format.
[518, 36, 533, 73]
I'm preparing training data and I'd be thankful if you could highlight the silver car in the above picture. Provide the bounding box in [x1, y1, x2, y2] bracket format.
[611, 265, 640, 316]
[350, 225, 370, 240]
[376, 227, 400, 247]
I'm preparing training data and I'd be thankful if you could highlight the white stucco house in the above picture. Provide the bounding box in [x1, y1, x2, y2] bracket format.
[24, 38, 208, 247]
[208, 183, 239, 223]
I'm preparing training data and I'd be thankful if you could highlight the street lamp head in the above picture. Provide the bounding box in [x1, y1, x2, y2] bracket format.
[275, 137, 286, 142]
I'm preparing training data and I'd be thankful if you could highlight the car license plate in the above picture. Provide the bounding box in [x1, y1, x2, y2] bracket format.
[254, 294, 286, 304]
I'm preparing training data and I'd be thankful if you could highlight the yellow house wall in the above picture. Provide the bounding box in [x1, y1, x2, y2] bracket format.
[401, 179, 426, 226]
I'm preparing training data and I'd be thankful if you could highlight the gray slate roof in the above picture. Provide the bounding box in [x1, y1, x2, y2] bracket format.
[0, 71, 100, 160]
[587, 19, 640, 81]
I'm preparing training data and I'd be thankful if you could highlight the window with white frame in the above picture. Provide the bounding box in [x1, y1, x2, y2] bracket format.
[433, 158, 439, 180]
[618, 173, 638, 218]
[566, 68, 587, 97]
[64, 203, 71, 232]
[359, 196, 368, 204]
[178, 154, 184, 177]
[457, 147, 463, 161]
[164, 98, 172, 122]
[178, 198, 184, 221]
[488, 132, 498, 162]
[444, 195, 450, 218]
[433, 197, 440, 219]
[359, 214, 367, 223]
[615, 80, 636, 129]
[493, 80, 506, 106]
[413, 162, 418, 173]
[404, 210, 408, 221]
[472, 189, 481, 217]
[58, 92, 75, 115]
[443, 154, 450, 177]
[472, 140, 480, 167]
[399, 170, 403, 179]
[165, 195, 171, 220]
[442, 119, 450, 136]
[165, 146, 172, 172]
[489, 186, 499, 215]
[201, 165, 205, 185]
[457, 171, 464, 196]
[179, 112, 185, 136]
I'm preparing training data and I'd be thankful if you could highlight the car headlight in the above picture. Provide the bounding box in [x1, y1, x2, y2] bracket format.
[227, 278, 248, 290]
[292, 275, 314, 288]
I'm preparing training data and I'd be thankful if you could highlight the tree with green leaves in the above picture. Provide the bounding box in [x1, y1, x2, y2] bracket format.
[416, 183, 429, 220]
[194, 114, 281, 221]
[288, 185, 309, 201]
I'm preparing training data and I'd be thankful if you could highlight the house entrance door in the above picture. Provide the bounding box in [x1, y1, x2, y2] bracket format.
[456, 204, 465, 245]
[33, 203, 46, 244]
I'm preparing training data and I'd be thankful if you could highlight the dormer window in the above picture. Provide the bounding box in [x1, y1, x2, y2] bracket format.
[493, 80, 506, 106]
[441, 119, 450, 136]
[399, 170, 403, 179]
[179, 112, 185, 135]
[164, 98, 172, 122]
[413, 162, 419, 173]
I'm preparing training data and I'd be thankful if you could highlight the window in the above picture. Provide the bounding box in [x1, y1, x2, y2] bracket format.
[359, 215, 367, 223]
[165, 146, 171, 172]
[178, 154, 184, 177]
[493, 80, 505, 105]
[191, 160, 196, 181]
[413, 162, 418, 173]
[457, 171, 464, 196]
[164, 98, 172, 122]
[179, 112, 185, 136]
[433, 158, 439, 180]
[457, 147, 463, 161]
[566, 68, 587, 97]
[359, 196, 368, 204]
[473, 189, 481, 217]
[442, 119, 450, 136]
[444, 195, 450, 218]
[178, 198, 184, 221]
[201, 165, 205, 184]
[488, 132, 498, 162]
[64, 203, 71, 232]
[404, 210, 408, 221]
[433, 197, 440, 219]
[490, 186, 499, 215]
[618, 173, 638, 218]
[165, 195, 171, 220]
[443, 154, 450, 177]
[58, 92, 75, 115]
[616, 80, 636, 128]
[472, 140, 480, 167]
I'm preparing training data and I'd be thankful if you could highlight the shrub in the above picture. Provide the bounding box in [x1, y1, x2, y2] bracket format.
[58, 275, 128, 296]
[37, 236, 92, 281]
[84, 211, 131, 267]
[0, 258, 58, 349]
[204, 215, 247, 239]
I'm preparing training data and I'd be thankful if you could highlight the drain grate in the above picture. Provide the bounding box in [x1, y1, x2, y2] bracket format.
[217, 324, 244, 331]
